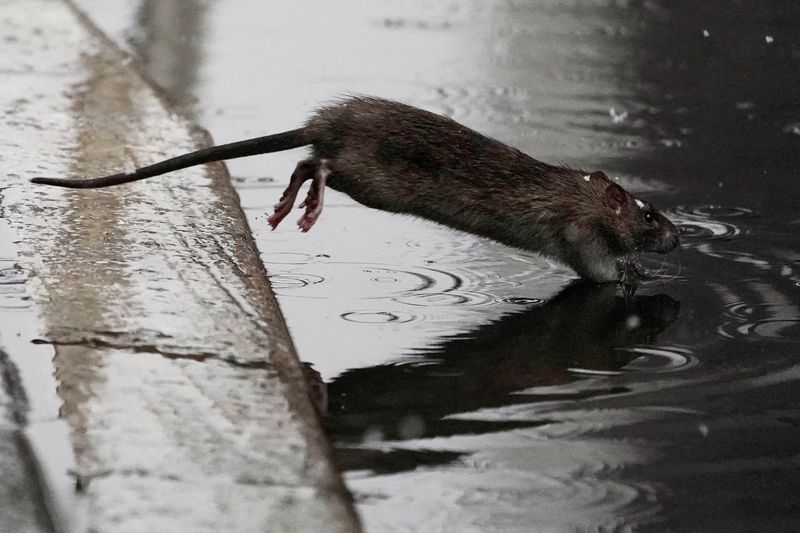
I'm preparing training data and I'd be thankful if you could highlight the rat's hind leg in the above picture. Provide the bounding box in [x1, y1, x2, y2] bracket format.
[268, 159, 317, 229]
[297, 159, 332, 232]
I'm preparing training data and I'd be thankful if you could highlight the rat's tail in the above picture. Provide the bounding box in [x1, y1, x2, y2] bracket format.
[31, 128, 309, 188]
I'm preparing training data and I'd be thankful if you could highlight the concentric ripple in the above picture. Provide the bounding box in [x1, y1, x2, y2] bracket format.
[394, 290, 496, 308]
[616, 345, 698, 373]
[497, 296, 544, 305]
[718, 301, 800, 340]
[268, 273, 325, 290]
[570, 345, 696, 376]
[269, 261, 521, 311]
[341, 311, 418, 324]
[0, 263, 29, 308]
[0, 264, 26, 285]
[666, 205, 755, 241]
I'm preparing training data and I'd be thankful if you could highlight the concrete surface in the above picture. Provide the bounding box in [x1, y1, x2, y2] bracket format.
[0, 0, 359, 531]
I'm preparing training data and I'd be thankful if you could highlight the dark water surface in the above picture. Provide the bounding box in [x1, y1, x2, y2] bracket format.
[77, 1, 800, 530]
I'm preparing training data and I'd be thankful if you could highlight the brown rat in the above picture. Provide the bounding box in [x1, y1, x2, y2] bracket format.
[31, 96, 679, 282]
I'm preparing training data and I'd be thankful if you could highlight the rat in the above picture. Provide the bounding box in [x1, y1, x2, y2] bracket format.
[31, 96, 679, 282]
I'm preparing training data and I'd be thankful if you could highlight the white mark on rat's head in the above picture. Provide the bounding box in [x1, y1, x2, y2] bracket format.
[583, 174, 591, 182]
[765, 35, 774, 43]
[634, 199, 645, 209]
[702, 29, 710, 37]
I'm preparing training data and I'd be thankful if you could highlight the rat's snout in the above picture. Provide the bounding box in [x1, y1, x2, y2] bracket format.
[657, 221, 680, 254]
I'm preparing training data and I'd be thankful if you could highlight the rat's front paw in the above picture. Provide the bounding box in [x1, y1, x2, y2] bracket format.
[617, 256, 647, 285]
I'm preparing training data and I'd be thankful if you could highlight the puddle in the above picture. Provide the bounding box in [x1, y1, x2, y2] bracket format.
[0, 219, 85, 533]
[73, 0, 800, 530]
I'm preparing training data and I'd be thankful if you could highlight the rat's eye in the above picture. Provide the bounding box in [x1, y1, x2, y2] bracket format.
[644, 211, 655, 224]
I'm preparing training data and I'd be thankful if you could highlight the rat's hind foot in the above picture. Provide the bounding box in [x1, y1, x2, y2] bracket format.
[267, 159, 317, 229]
[297, 159, 332, 232]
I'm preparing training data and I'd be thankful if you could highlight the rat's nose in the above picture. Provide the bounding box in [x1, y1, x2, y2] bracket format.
[659, 227, 679, 253]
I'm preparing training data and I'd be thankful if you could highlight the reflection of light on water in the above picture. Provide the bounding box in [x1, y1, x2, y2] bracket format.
[693, 244, 772, 270]
[617, 345, 698, 373]
[783, 122, 800, 136]
[349, 407, 665, 531]
[667, 205, 755, 242]
[498, 296, 543, 305]
[716, 282, 800, 340]
[569, 345, 696, 376]
[566, 368, 621, 376]
[395, 290, 495, 307]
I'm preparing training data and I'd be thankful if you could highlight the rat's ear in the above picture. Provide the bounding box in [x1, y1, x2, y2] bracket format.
[603, 183, 628, 212]
[590, 171, 610, 182]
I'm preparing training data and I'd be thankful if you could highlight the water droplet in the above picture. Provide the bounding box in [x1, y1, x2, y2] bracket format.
[609, 107, 628, 123]
[625, 315, 642, 330]
[341, 311, 418, 324]
[783, 122, 800, 136]
[498, 297, 543, 305]
[268, 273, 325, 289]
[362, 427, 384, 444]
[398, 415, 425, 439]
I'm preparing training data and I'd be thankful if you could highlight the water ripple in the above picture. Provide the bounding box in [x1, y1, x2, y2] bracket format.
[268, 273, 325, 290]
[616, 345, 698, 373]
[341, 311, 419, 324]
[0, 265, 26, 285]
[497, 297, 544, 305]
[394, 290, 495, 308]
[570, 345, 696, 376]
[719, 301, 800, 340]
[667, 205, 755, 241]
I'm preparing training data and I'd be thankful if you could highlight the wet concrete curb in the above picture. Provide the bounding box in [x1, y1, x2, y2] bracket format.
[0, 0, 359, 531]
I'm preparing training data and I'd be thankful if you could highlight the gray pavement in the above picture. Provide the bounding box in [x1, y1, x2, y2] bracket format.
[0, 0, 359, 531]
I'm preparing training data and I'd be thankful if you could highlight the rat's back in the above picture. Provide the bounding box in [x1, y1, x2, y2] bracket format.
[306, 96, 552, 185]
[303, 97, 562, 220]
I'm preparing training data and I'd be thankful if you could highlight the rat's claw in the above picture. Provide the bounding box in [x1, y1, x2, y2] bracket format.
[295, 159, 331, 233]
[268, 197, 294, 229]
[268, 159, 318, 229]
[297, 207, 322, 232]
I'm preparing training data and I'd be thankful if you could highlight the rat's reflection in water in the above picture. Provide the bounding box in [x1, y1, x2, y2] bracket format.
[309, 282, 679, 471]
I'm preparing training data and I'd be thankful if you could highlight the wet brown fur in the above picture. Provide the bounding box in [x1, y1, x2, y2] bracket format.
[305, 97, 677, 281]
[32, 96, 679, 282]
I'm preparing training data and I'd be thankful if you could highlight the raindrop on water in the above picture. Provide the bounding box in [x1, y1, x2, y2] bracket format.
[398, 415, 426, 440]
